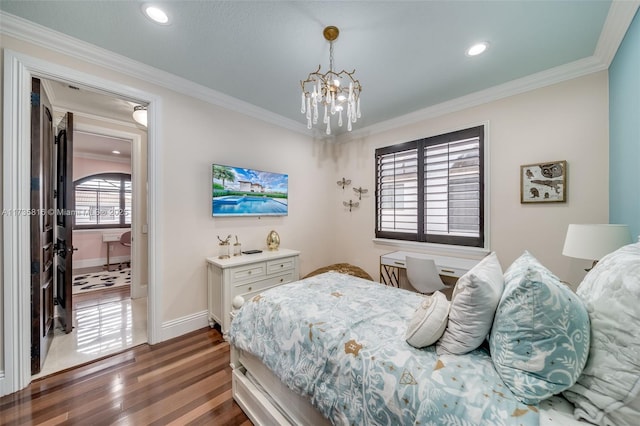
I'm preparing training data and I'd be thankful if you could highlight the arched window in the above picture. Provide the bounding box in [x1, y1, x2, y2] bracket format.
[74, 172, 131, 229]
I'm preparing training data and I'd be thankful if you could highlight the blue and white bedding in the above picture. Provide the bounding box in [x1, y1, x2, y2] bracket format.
[229, 272, 539, 425]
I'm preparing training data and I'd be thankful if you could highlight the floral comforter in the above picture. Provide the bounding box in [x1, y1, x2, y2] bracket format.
[229, 272, 539, 425]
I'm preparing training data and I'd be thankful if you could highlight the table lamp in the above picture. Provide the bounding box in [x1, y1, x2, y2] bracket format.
[562, 224, 631, 270]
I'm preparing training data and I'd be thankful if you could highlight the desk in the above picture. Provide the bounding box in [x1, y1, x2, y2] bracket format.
[380, 251, 479, 287]
[102, 232, 124, 272]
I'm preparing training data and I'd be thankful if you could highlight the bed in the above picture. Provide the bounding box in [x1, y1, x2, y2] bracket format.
[228, 243, 640, 426]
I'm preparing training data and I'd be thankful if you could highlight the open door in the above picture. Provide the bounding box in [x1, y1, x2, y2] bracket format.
[55, 112, 75, 334]
[30, 78, 55, 374]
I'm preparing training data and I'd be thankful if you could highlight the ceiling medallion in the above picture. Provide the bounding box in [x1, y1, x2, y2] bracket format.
[300, 26, 362, 135]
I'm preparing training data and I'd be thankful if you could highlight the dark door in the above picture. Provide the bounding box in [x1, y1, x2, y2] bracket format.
[55, 112, 75, 334]
[30, 78, 55, 374]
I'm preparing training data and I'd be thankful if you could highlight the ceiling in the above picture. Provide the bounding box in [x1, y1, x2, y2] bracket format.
[0, 1, 631, 137]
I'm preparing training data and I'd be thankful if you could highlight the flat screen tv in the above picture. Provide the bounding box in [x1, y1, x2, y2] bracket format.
[212, 164, 288, 217]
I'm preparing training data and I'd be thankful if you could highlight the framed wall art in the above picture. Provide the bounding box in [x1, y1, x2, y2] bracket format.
[520, 160, 566, 203]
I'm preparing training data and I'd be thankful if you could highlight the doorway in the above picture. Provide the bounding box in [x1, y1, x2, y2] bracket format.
[2, 50, 162, 396]
[31, 79, 149, 377]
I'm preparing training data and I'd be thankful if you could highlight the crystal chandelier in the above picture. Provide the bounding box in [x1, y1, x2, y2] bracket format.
[301, 26, 362, 135]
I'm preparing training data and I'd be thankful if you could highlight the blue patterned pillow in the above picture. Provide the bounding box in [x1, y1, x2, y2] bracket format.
[489, 251, 590, 405]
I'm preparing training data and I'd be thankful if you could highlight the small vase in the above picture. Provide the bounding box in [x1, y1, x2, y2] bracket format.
[266, 230, 280, 251]
[218, 242, 230, 259]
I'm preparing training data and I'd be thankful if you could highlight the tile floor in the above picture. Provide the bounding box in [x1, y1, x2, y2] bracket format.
[32, 293, 147, 379]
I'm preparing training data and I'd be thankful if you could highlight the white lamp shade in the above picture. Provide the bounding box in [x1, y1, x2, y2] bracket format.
[562, 224, 631, 261]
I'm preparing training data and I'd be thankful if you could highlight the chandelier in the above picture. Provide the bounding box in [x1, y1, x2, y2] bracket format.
[301, 26, 362, 135]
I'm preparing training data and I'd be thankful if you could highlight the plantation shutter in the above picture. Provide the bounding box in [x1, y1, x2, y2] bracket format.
[377, 147, 419, 235]
[424, 136, 480, 238]
[375, 125, 484, 247]
[74, 173, 131, 228]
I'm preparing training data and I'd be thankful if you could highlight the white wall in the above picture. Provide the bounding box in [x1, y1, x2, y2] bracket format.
[332, 72, 610, 289]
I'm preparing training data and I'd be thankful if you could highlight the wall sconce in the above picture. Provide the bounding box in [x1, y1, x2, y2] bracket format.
[132, 105, 148, 127]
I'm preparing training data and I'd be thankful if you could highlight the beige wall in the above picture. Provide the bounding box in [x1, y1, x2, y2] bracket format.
[331, 72, 610, 289]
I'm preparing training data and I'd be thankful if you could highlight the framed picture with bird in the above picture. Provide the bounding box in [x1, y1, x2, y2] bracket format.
[520, 160, 567, 203]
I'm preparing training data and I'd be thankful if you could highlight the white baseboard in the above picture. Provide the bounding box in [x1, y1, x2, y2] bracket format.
[160, 310, 209, 342]
[0, 372, 7, 397]
[73, 256, 131, 270]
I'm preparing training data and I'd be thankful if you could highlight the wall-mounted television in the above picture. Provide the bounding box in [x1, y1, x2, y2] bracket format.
[212, 164, 288, 217]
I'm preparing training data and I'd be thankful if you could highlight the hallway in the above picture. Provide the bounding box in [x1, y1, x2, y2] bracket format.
[32, 287, 147, 379]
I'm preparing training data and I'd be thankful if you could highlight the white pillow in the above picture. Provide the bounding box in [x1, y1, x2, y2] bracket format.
[405, 291, 450, 348]
[563, 242, 640, 426]
[436, 252, 504, 355]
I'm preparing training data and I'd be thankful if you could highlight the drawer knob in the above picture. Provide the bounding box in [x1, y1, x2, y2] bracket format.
[280, 278, 284, 282]
[248, 271, 252, 275]
[248, 286, 252, 291]
[280, 264, 284, 268]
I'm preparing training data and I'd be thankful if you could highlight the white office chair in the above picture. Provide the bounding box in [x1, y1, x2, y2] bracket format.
[405, 256, 448, 294]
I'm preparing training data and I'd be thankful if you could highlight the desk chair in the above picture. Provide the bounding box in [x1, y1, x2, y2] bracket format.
[119, 231, 132, 269]
[405, 256, 448, 294]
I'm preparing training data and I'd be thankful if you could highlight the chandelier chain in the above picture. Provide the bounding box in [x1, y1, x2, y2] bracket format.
[329, 40, 334, 72]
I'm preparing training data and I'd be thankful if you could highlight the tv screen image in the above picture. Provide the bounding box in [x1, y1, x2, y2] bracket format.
[212, 164, 288, 217]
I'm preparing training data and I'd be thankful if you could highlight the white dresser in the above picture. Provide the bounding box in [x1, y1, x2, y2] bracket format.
[206, 248, 300, 337]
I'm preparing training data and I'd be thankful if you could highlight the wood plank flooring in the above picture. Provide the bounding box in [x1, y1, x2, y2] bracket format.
[0, 327, 252, 426]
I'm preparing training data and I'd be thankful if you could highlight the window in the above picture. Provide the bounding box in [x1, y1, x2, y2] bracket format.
[74, 173, 131, 229]
[375, 125, 484, 248]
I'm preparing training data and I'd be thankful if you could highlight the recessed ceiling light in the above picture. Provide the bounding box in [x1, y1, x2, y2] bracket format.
[467, 42, 488, 57]
[112, 150, 121, 155]
[143, 5, 169, 24]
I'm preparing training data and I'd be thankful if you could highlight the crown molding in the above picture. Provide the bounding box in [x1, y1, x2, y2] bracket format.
[594, 0, 640, 67]
[3, 2, 636, 144]
[0, 11, 309, 136]
[343, 1, 638, 142]
[73, 151, 131, 164]
[343, 55, 607, 141]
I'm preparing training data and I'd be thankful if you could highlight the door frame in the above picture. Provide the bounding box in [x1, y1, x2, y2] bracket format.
[2, 49, 163, 395]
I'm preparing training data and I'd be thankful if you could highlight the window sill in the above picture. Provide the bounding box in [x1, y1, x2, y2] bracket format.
[73, 227, 130, 233]
[372, 238, 489, 260]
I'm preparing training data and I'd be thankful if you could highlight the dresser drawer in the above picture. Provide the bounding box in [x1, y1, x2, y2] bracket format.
[230, 263, 266, 283]
[232, 271, 296, 298]
[267, 258, 295, 275]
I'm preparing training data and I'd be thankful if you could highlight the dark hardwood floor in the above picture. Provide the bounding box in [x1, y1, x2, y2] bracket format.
[0, 327, 252, 425]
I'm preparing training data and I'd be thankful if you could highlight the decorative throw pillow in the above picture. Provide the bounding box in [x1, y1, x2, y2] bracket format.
[563, 242, 640, 426]
[405, 291, 450, 348]
[436, 252, 504, 355]
[489, 251, 590, 405]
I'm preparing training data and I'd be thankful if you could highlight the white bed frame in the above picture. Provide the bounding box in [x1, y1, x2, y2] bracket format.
[229, 301, 585, 426]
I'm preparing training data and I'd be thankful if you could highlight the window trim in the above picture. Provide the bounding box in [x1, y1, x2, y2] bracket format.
[375, 125, 486, 249]
[73, 172, 132, 230]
